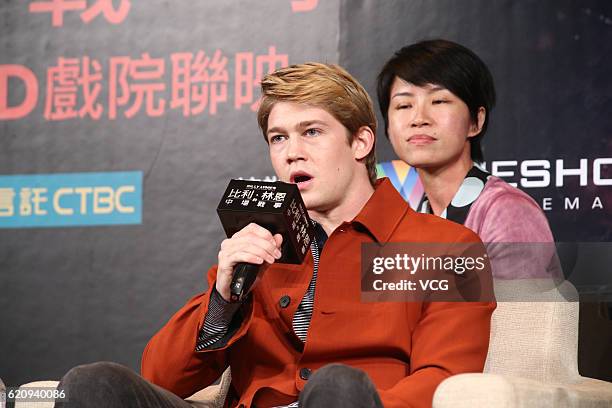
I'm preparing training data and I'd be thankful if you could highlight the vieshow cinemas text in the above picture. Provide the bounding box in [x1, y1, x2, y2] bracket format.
[483, 158, 611, 211]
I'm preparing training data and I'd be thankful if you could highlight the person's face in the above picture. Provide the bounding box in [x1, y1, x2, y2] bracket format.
[387, 77, 483, 171]
[266, 102, 364, 212]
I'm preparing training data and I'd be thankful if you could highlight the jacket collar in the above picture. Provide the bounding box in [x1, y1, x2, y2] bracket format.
[353, 177, 410, 244]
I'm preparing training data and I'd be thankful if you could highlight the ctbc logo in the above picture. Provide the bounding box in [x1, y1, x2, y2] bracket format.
[0, 171, 142, 228]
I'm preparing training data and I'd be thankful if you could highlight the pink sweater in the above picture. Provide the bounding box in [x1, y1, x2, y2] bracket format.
[464, 176, 558, 279]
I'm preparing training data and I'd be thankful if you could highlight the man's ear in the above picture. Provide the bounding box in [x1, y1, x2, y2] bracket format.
[467, 107, 486, 138]
[352, 126, 375, 160]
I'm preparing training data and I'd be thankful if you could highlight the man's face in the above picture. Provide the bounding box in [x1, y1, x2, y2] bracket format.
[266, 101, 361, 213]
[387, 77, 480, 170]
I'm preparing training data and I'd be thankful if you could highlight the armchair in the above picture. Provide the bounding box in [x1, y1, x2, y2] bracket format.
[433, 279, 612, 408]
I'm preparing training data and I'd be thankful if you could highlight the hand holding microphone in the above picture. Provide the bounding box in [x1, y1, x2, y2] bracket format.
[215, 223, 283, 302]
[216, 179, 314, 302]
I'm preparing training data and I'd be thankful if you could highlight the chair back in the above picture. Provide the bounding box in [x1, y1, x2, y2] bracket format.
[484, 279, 580, 383]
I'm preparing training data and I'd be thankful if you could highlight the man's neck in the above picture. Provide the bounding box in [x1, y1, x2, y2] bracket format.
[309, 178, 375, 236]
[418, 155, 473, 216]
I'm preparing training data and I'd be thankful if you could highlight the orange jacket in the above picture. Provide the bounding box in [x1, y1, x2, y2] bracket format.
[142, 179, 496, 408]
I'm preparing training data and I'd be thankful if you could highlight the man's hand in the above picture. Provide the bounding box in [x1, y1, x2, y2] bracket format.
[216, 223, 283, 302]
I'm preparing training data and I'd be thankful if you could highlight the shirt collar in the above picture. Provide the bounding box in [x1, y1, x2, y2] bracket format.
[311, 220, 328, 250]
[418, 165, 490, 225]
[352, 177, 411, 244]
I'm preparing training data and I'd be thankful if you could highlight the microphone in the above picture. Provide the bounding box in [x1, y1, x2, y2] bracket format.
[217, 179, 315, 302]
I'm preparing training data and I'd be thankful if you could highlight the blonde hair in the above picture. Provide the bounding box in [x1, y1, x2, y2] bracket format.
[257, 63, 378, 186]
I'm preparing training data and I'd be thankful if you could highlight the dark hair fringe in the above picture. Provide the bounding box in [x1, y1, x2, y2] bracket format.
[377, 39, 496, 163]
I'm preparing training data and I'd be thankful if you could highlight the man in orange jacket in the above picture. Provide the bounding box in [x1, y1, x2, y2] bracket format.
[58, 63, 495, 408]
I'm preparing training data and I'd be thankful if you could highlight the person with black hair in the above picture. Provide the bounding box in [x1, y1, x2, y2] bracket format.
[377, 39, 557, 279]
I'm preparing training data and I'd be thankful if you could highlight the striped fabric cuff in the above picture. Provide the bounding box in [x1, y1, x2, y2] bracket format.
[196, 286, 243, 350]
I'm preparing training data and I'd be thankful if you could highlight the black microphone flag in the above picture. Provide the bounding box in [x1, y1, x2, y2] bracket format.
[217, 179, 315, 301]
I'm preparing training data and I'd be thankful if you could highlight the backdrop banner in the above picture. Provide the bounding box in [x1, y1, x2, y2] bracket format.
[1, 0, 610, 386]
